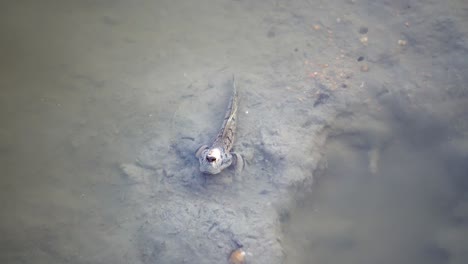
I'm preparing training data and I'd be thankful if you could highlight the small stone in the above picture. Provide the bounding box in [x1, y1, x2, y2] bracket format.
[360, 64, 370, 72]
[229, 248, 246, 264]
[359, 26, 368, 34]
[314, 92, 330, 107]
[360, 36, 368, 45]
[120, 163, 145, 181]
[357, 56, 364, 62]
[312, 24, 321, 30]
[398, 39, 407, 46]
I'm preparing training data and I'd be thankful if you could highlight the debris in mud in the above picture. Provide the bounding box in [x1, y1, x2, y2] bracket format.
[228, 248, 246, 264]
[308, 71, 319, 78]
[359, 26, 368, 34]
[314, 92, 330, 107]
[398, 39, 408, 46]
[359, 36, 368, 45]
[120, 163, 147, 181]
[360, 64, 370, 72]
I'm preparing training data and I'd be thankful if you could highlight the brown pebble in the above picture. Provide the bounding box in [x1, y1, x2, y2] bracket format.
[360, 64, 370, 72]
[229, 248, 246, 264]
[312, 24, 321, 30]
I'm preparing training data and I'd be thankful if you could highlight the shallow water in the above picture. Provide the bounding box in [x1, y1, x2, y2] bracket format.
[282, 100, 468, 264]
[1, 0, 467, 263]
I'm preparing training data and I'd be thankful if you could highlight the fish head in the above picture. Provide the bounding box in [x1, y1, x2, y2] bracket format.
[199, 147, 232, 174]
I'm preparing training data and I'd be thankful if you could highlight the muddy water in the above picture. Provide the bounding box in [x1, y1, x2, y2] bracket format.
[0, 1, 289, 263]
[282, 100, 468, 264]
[1, 0, 468, 263]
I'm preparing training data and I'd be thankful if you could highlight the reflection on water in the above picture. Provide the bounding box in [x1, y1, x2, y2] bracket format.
[282, 102, 468, 264]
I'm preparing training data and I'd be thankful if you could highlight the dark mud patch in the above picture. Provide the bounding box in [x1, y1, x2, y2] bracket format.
[280, 96, 468, 264]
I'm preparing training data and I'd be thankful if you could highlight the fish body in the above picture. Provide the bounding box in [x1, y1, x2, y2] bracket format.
[196, 77, 243, 174]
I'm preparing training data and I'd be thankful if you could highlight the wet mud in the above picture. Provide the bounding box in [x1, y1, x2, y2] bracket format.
[1, 0, 467, 263]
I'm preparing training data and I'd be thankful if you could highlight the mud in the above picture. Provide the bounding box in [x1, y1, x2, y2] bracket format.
[1, 0, 467, 263]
